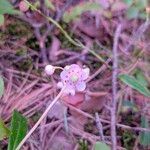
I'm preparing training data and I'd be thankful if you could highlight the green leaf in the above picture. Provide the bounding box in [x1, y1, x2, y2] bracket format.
[63, 2, 101, 23]
[119, 74, 150, 97]
[123, 0, 133, 6]
[126, 6, 139, 19]
[140, 116, 150, 146]
[0, 118, 10, 140]
[94, 141, 110, 150]
[8, 110, 27, 150]
[138, 12, 146, 19]
[121, 100, 138, 113]
[0, 0, 20, 15]
[135, 0, 148, 10]
[44, 0, 55, 10]
[135, 69, 148, 87]
[0, 14, 4, 26]
[0, 76, 4, 98]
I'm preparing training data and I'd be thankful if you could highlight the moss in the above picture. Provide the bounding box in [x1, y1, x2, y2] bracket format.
[15, 48, 27, 56]
[122, 130, 136, 150]
[6, 18, 32, 38]
[14, 58, 33, 71]
[25, 36, 40, 51]
[84, 120, 94, 133]
[58, 21, 78, 49]
[78, 139, 88, 150]
[0, 17, 32, 48]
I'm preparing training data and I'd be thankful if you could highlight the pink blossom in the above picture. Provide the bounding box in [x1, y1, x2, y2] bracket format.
[57, 64, 90, 95]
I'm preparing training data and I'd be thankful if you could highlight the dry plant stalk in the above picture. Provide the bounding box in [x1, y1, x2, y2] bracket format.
[111, 24, 122, 150]
[16, 87, 65, 150]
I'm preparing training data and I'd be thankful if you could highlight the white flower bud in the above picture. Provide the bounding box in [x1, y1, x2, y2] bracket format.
[45, 65, 55, 75]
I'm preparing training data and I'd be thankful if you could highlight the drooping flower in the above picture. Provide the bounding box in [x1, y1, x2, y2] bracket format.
[45, 65, 55, 75]
[19, 1, 29, 12]
[57, 64, 90, 95]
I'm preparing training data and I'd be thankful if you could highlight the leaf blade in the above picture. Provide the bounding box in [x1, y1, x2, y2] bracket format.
[0, 0, 20, 15]
[0, 76, 4, 98]
[119, 74, 150, 97]
[7, 110, 27, 150]
[126, 6, 139, 19]
[0, 118, 10, 140]
[140, 116, 150, 146]
[94, 141, 110, 150]
[0, 14, 4, 26]
[135, 69, 148, 87]
[63, 2, 101, 23]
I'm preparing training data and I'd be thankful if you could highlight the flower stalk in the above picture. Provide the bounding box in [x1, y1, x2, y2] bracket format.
[16, 86, 66, 150]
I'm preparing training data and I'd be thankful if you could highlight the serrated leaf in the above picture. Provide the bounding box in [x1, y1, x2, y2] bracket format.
[119, 74, 150, 97]
[63, 2, 101, 23]
[0, 76, 4, 98]
[0, 0, 20, 15]
[94, 141, 110, 150]
[126, 6, 139, 19]
[0, 14, 4, 26]
[8, 110, 27, 150]
[0, 118, 10, 140]
[140, 116, 150, 146]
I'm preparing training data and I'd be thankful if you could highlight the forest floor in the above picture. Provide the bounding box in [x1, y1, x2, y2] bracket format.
[0, 0, 150, 150]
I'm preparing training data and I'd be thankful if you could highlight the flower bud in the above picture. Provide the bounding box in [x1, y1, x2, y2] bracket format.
[45, 65, 55, 75]
[19, 1, 29, 12]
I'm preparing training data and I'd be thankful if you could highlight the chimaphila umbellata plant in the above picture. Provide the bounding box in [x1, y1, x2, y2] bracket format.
[16, 64, 90, 150]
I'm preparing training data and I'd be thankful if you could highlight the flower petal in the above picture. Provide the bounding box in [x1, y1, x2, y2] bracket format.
[60, 70, 67, 80]
[57, 82, 64, 89]
[76, 81, 86, 91]
[82, 68, 90, 80]
[70, 89, 75, 96]
[64, 87, 75, 96]
[64, 65, 70, 70]
[70, 64, 80, 69]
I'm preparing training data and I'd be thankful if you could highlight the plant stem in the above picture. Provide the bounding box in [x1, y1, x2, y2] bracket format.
[23, 0, 106, 63]
[16, 87, 65, 150]
[111, 24, 122, 150]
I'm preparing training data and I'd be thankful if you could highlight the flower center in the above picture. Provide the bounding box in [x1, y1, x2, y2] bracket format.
[70, 74, 78, 82]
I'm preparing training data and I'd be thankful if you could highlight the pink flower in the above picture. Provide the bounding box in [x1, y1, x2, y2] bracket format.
[57, 64, 90, 95]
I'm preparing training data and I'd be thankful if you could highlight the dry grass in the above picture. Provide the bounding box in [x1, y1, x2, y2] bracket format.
[0, 0, 150, 150]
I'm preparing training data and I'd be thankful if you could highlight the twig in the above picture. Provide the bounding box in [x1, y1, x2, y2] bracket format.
[23, 0, 106, 63]
[34, 27, 48, 63]
[87, 57, 112, 83]
[125, 20, 150, 52]
[15, 87, 65, 150]
[64, 107, 69, 133]
[45, 124, 62, 150]
[43, 0, 74, 40]
[111, 24, 122, 150]
[95, 112, 105, 142]
[70, 125, 126, 150]
[64, 102, 150, 132]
